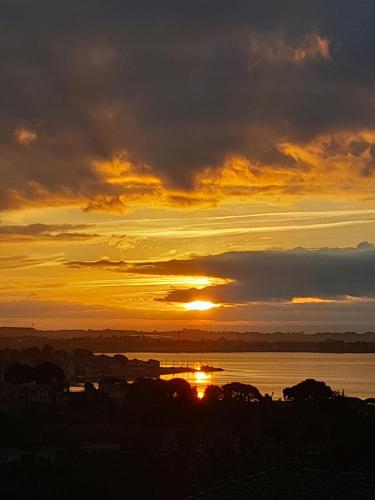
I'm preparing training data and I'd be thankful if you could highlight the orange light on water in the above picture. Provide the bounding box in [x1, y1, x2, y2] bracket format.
[194, 370, 211, 381]
[194, 370, 211, 399]
[197, 387, 205, 399]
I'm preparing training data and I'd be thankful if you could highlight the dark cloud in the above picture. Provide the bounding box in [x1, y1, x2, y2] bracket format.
[1, 1, 375, 208]
[205, 298, 375, 328]
[68, 242, 375, 303]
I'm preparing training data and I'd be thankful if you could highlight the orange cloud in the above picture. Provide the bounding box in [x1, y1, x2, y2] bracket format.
[247, 32, 331, 63]
[91, 133, 375, 212]
[293, 34, 331, 62]
[3, 127, 375, 214]
[0, 182, 87, 211]
[290, 297, 336, 304]
[14, 127, 38, 145]
[0, 223, 98, 242]
[278, 129, 375, 193]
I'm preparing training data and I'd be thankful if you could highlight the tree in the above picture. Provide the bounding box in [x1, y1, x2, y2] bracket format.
[167, 378, 195, 402]
[204, 384, 223, 403]
[223, 382, 263, 402]
[4, 363, 36, 384]
[34, 362, 65, 383]
[126, 378, 169, 407]
[41, 344, 54, 362]
[283, 378, 333, 401]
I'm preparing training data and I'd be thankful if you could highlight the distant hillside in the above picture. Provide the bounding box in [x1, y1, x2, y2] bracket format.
[1, 326, 375, 343]
[0, 327, 375, 353]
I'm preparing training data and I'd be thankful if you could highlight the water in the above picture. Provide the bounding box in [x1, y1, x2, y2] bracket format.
[111, 352, 375, 399]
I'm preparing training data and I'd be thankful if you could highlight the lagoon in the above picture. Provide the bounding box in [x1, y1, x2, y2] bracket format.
[114, 351, 375, 399]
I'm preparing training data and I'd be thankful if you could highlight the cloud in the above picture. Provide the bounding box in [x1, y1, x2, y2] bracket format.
[67, 242, 375, 304]
[0, 255, 63, 270]
[14, 127, 38, 145]
[201, 297, 375, 325]
[0, 2, 374, 211]
[0, 223, 98, 242]
[0, 299, 129, 319]
[246, 32, 331, 64]
[293, 34, 330, 62]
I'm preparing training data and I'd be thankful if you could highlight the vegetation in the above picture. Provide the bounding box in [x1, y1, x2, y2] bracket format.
[0, 374, 374, 499]
[0, 329, 375, 353]
[4, 362, 65, 384]
[283, 379, 333, 401]
[4, 363, 36, 384]
[0, 344, 374, 500]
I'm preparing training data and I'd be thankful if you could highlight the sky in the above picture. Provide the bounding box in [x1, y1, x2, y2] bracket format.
[1, 1, 375, 332]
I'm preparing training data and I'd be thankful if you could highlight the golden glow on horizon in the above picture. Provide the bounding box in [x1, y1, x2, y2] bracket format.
[2, 198, 375, 329]
[184, 301, 220, 311]
[291, 297, 336, 304]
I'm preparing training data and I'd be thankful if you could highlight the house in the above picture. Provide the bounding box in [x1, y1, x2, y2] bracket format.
[17, 381, 66, 404]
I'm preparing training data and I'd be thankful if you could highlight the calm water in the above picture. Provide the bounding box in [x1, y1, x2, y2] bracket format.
[114, 352, 375, 399]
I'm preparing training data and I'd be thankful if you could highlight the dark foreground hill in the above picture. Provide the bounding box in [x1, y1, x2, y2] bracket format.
[190, 468, 375, 500]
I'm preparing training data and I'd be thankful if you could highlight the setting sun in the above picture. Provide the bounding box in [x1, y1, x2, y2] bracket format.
[184, 301, 219, 311]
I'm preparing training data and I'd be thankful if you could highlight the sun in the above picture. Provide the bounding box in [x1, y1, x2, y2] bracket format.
[184, 300, 219, 311]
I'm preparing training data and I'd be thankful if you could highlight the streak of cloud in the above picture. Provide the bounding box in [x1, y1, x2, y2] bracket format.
[68, 242, 375, 303]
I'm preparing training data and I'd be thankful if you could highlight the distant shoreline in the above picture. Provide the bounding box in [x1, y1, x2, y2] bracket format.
[1, 327, 375, 353]
[0, 336, 375, 353]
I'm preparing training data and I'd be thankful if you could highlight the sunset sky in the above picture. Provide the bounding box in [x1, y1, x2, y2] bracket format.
[1, 1, 375, 331]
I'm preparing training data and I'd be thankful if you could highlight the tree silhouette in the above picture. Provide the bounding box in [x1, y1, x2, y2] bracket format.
[204, 384, 223, 402]
[34, 362, 65, 383]
[283, 378, 333, 401]
[4, 363, 36, 384]
[41, 344, 54, 362]
[167, 378, 195, 402]
[223, 382, 263, 402]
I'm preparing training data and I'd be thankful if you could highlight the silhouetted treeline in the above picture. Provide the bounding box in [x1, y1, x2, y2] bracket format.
[0, 334, 374, 352]
[2, 327, 375, 343]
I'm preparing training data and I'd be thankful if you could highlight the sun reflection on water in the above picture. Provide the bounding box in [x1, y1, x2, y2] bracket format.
[196, 387, 205, 399]
[194, 370, 212, 381]
[194, 369, 211, 398]
[161, 366, 213, 399]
